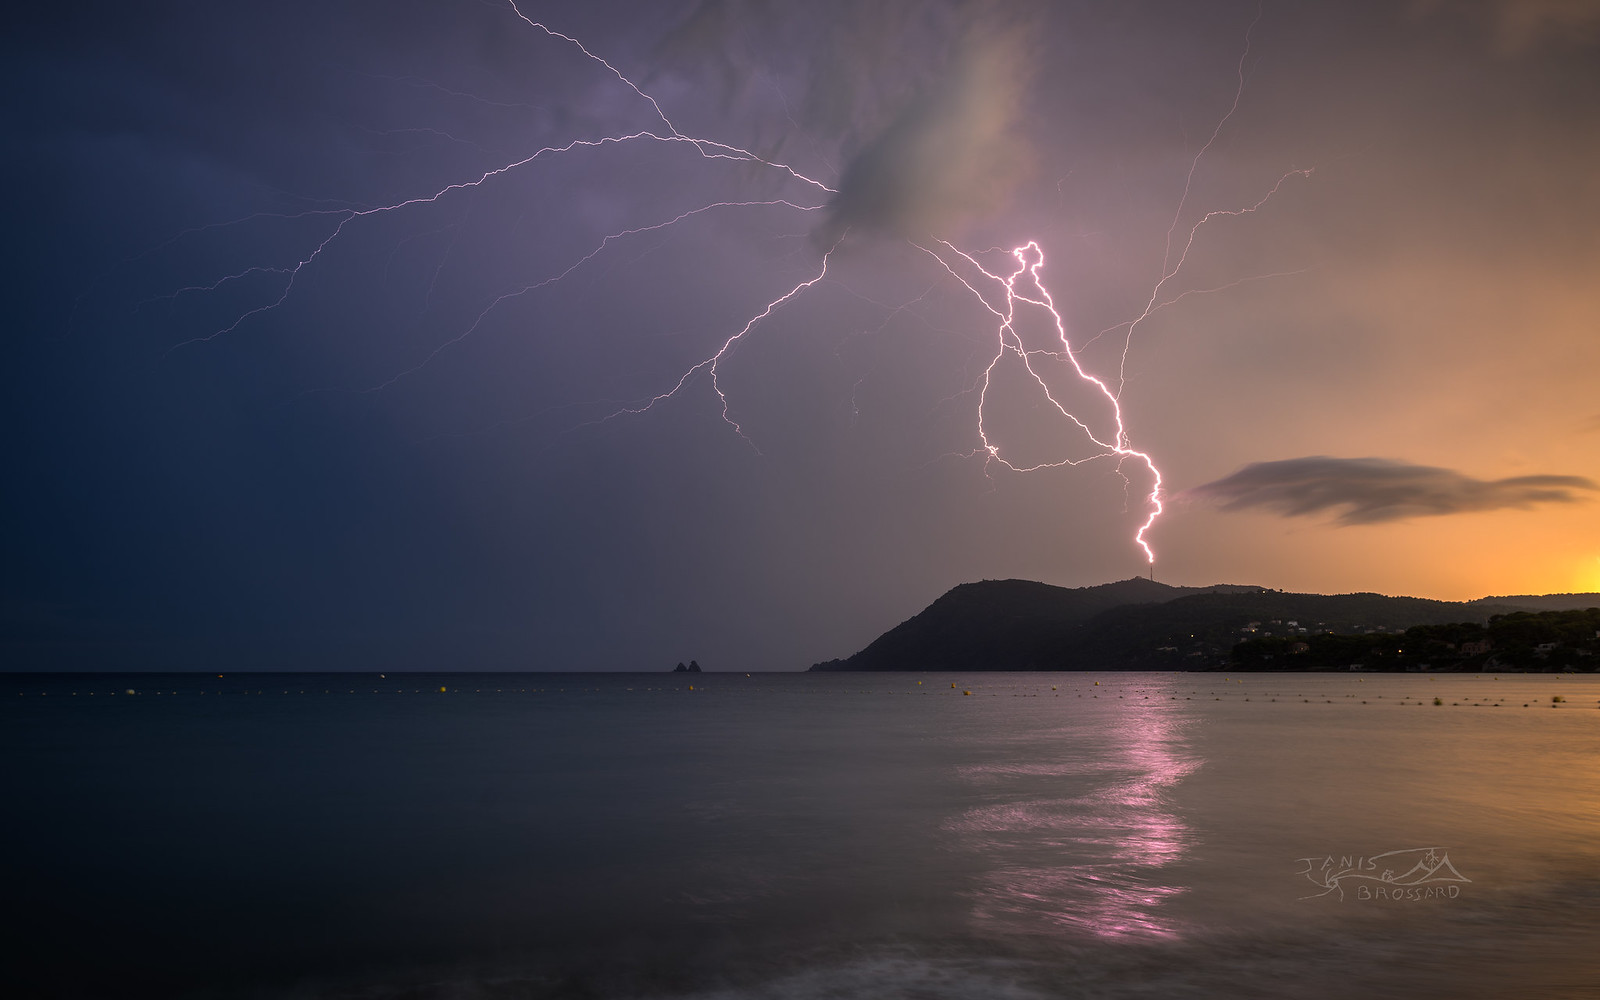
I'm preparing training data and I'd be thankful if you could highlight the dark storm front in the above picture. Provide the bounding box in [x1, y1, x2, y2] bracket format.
[6, 672, 1600, 999]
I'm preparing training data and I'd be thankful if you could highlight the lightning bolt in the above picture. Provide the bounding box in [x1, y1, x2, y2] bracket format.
[915, 240, 1165, 562]
[364, 199, 825, 395]
[149, 1, 1308, 571]
[589, 231, 846, 450]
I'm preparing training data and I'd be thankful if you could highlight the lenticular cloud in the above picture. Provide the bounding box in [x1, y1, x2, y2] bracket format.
[1188, 456, 1596, 524]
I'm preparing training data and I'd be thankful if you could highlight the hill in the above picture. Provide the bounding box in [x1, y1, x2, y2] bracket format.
[810, 578, 1261, 671]
[1468, 592, 1600, 612]
[809, 579, 1594, 671]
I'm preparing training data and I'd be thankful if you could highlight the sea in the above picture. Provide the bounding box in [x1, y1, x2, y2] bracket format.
[4, 671, 1598, 1000]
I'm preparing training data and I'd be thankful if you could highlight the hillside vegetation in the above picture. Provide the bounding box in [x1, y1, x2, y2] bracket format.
[810, 578, 1600, 671]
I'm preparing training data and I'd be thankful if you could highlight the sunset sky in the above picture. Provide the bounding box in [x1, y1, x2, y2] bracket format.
[5, 0, 1598, 670]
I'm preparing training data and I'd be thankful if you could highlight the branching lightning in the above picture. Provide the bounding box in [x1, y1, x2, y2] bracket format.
[915, 240, 1165, 561]
[594, 232, 845, 448]
[152, 0, 1309, 570]
[366, 198, 825, 394]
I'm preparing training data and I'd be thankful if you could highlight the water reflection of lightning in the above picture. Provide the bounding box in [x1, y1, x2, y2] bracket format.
[161, 0, 1304, 569]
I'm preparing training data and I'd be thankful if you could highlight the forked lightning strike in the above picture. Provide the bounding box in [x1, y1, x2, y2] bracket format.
[161, 0, 1308, 569]
[597, 237, 845, 447]
[917, 240, 1164, 563]
[367, 199, 826, 394]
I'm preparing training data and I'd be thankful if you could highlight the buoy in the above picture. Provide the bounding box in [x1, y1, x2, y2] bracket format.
[951, 683, 956, 688]
[963, 690, 971, 696]
[439, 686, 447, 693]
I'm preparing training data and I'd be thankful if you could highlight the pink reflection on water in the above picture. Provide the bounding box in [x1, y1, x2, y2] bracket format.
[944, 701, 1200, 940]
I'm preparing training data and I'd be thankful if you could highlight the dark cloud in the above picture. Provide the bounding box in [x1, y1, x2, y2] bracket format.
[1188, 456, 1597, 524]
[817, 21, 1035, 243]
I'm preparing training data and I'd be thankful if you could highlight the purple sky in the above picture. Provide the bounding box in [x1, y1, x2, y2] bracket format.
[5, 0, 1598, 670]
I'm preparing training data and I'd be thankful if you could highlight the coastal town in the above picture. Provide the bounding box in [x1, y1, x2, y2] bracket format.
[1228, 608, 1600, 672]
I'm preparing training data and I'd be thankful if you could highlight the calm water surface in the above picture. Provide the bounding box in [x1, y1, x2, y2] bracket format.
[4, 671, 1598, 999]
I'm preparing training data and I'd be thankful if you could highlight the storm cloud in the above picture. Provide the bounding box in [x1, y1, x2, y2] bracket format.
[1189, 456, 1597, 525]
[817, 23, 1034, 243]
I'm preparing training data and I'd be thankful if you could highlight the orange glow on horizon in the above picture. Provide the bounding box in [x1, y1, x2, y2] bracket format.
[1579, 557, 1600, 595]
